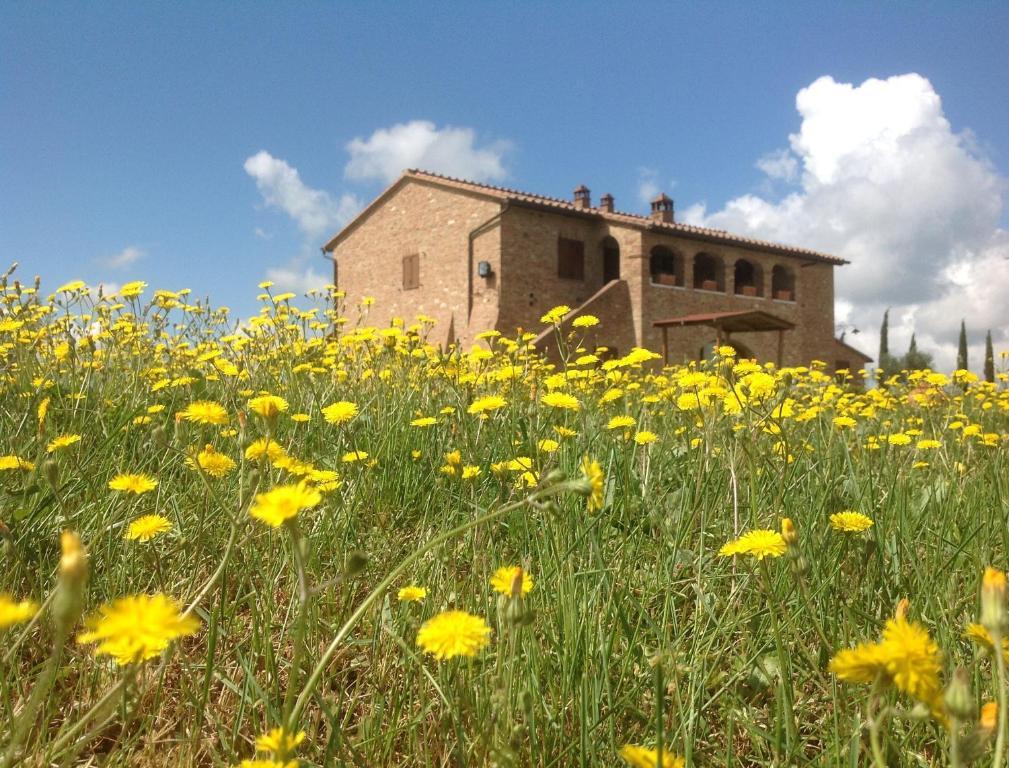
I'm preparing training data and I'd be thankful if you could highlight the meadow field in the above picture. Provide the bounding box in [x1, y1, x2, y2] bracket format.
[3, 268, 1009, 767]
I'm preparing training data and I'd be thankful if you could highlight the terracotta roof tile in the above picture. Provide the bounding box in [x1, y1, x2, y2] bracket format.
[405, 169, 846, 265]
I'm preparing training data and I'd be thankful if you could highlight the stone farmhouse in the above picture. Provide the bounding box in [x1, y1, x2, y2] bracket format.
[322, 170, 871, 370]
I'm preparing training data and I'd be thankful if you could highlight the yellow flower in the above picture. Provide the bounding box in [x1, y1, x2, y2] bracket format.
[887, 433, 912, 446]
[47, 434, 81, 453]
[581, 456, 605, 512]
[410, 416, 437, 427]
[119, 280, 147, 298]
[179, 400, 229, 425]
[781, 518, 798, 546]
[829, 511, 874, 533]
[322, 400, 359, 424]
[0, 455, 35, 471]
[537, 438, 560, 453]
[397, 585, 427, 602]
[187, 444, 236, 478]
[829, 614, 942, 709]
[618, 744, 685, 768]
[245, 438, 286, 462]
[916, 439, 941, 450]
[248, 394, 288, 419]
[607, 415, 636, 430]
[416, 610, 492, 660]
[633, 431, 658, 445]
[832, 416, 857, 428]
[290, 413, 310, 423]
[542, 392, 581, 411]
[461, 465, 482, 479]
[965, 622, 1009, 664]
[255, 727, 305, 759]
[540, 305, 570, 324]
[108, 473, 158, 494]
[56, 279, 86, 293]
[249, 482, 322, 527]
[341, 450, 369, 463]
[490, 566, 534, 596]
[125, 514, 172, 542]
[571, 314, 599, 328]
[236, 760, 297, 768]
[0, 594, 39, 630]
[77, 594, 200, 665]
[719, 529, 787, 560]
[468, 395, 507, 415]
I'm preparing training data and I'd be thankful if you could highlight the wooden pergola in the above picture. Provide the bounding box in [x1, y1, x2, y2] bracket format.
[653, 309, 795, 366]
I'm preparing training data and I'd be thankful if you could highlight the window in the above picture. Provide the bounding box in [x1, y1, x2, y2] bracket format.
[771, 265, 796, 301]
[402, 253, 420, 290]
[649, 246, 681, 286]
[557, 237, 585, 280]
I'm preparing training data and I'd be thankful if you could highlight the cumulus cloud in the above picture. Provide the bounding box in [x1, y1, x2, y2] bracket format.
[264, 264, 330, 295]
[685, 73, 1008, 371]
[344, 120, 509, 184]
[244, 150, 361, 237]
[102, 246, 144, 269]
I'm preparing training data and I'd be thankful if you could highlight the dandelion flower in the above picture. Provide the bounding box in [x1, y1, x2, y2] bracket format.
[572, 314, 599, 328]
[0, 455, 35, 471]
[397, 586, 427, 602]
[236, 760, 297, 768]
[607, 415, 636, 430]
[633, 431, 658, 445]
[322, 400, 359, 424]
[255, 727, 305, 758]
[410, 416, 437, 427]
[965, 623, 1009, 664]
[581, 456, 605, 512]
[829, 511, 874, 533]
[468, 395, 507, 415]
[0, 595, 38, 630]
[618, 744, 685, 768]
[248, 395, 288, 419]
[416, 610, 492, 660]
[249, 482, 322, 528]
[341, 450, 369, 463]
[47, 434, 81, 453]
[187, 444, 236, 478]
[542, 392, 581, 411]
[125, 514, 172, 542]
[490, 566, 534, 596]
[77, 594, 200, 665]
[109, 473, 158, 495]
[245, 438, 286, 462]
[540, 305, 570, 324]
[461, 465, 482, 479]
[719, 529, 787, 560]
[179, 400, 229, 425]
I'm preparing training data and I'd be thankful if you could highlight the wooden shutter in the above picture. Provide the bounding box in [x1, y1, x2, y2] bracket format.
[402, 254, 419, 290]
[557, 238, 585, 280]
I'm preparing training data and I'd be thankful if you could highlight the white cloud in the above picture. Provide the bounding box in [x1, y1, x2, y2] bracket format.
[244, 150, 361, 237]
[344, 120, 509, 184]
[253, 227, 272, 240]
[265, 264, 330, 295]
[103, 246, 144, 269]
[637, 167, 660, 205]
[686, 73, 1009, 371]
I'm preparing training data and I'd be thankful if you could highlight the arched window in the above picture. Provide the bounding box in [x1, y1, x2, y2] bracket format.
[649, 246, 683, 286]
[601, 236, 620, 283]
[693, 253, 725, 291]
[771, 265, 796, 301]
[733, 259, 763, 297]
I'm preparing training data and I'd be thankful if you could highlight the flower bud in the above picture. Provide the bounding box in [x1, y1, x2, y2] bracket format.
[42, 459, 59, 489]
[781, 518, 797, 547]
[981, 701, 998, 731]
[53, 530, 88, 635]
[981, 567, 1007, 635]
[944, 667, 974, 720]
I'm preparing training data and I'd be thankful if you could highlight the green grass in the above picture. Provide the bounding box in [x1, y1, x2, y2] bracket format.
[1, 277, 1008, 766]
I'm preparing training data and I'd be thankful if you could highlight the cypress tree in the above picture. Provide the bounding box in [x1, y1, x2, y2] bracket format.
[957, 320, 969, 371]
[879, 309, 889, 362]
[985, 330, 995, 383]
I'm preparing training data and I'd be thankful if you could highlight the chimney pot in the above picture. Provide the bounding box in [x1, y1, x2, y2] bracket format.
[650, 193, 674, 223]
[573, 185, 591, 209]
[599, 193, 614, 213]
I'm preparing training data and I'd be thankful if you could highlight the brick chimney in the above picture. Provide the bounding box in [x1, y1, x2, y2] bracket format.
[650, 193, 674, 223]
[573, 185, 591, 209]
[599, 193, 614, 213]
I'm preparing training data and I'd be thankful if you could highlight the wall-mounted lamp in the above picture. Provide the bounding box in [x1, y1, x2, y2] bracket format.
[477, 260, 493, 278]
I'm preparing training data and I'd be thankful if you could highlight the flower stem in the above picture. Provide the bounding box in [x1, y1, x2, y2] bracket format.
[992, 628, 1008, 768]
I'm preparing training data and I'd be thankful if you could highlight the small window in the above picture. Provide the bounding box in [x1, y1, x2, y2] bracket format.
[402, 253, 420, 290]
[558, 237, 585, 280]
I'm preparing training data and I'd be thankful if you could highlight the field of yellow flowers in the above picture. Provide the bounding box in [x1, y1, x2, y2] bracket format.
[2, 267, 1009, 767]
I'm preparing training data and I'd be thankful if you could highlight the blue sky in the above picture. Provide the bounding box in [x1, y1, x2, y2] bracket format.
[2, 2, 1008, 365]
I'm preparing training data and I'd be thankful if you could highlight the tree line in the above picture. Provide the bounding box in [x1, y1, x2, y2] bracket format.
[878, 309, 996, 381]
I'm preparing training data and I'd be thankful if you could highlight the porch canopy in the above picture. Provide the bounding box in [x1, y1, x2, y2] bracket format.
[653, 309, 795, 365]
